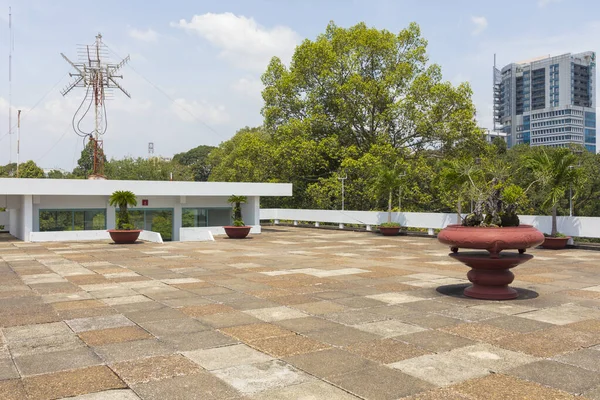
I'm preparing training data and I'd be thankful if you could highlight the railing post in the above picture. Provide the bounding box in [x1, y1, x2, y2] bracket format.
[427, 228, 434, 236]
[293, 220, 298, 226]
[315, 222, 320, 227]
[274, 219, 280, 225]
[339, 223, 344, 229]
[366, 225, 372, 231]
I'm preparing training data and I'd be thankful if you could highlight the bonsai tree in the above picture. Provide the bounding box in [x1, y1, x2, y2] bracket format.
[525, 148, 582, 237]
[228, 195, 247, 227]
[109, 190, 137, 230]
[374, 163, 404, 227]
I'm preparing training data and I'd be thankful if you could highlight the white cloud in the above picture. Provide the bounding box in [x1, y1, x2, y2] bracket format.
[128, 28, 159, 43]
[231, 77, 264, 101]
[538, 0, 562, 7]
[173, 12, 301, 72]
[471, 16, 488, 36]
[170, 98, 229, 125]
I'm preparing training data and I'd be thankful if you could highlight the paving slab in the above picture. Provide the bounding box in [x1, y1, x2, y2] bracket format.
[78, 326, 152, 346]
[284, 348, 379, 378]
[14, 347, 102, 376]
[252, 379, 360, 400]
[66, 314, 135, 333]
[352, 319, 427, 338]
[160, 330, 238, 352]
[110, 354, 201, 384]
[507, 359, 600, 394]
[183, 344, 273, 370]
[132, 371, 240, 400]
[244, 306, 308, 322]
[93, 339, 173, 364]
[57, 389, 141, 399]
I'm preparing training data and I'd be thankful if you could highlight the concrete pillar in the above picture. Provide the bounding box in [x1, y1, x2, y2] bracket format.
[366, 225, 372, 231]
[427, 228, 434, 236]
[293, 220, 298, 226]
[315, 222, 320, 227]
[173, 203, 182, 242]
[106, 200, 116, 230]
[274, 219, 280, 225]
[339, 223, 345, 229]
[22, 195, 33, 242]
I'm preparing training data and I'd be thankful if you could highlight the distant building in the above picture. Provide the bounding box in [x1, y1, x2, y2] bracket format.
[493, 52, 596, 152]
[482, 129, 507, 143]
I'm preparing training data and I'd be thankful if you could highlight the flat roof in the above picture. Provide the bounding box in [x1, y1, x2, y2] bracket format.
[0, 179, 293, 197]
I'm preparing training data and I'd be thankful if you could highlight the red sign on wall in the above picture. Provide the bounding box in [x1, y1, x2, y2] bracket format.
[142, 199, 149, 206]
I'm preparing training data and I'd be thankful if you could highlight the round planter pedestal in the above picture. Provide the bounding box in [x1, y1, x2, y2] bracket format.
[541, 236, 570, 250]
[224, 226, 251, 239]
[107, 229, 141, 244]
[379, 227, 401, 236]
[438, 225, 544, 300]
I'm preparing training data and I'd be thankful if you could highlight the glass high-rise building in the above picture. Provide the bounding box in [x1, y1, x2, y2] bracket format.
[493, 52, 596, 152]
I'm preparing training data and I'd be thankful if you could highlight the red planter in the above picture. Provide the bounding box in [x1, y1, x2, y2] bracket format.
[541, 236, 570, 250]
[437, 225, 545, 300]
[379, 226, 401, 236]
[107, 229, 142, 244]
[224, 226, 251, 239]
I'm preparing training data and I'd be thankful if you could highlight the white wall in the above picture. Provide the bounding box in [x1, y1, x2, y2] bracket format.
[180, 225, 261, 241]
[261, 208, 600, 239]
[0, 211, 8, 232]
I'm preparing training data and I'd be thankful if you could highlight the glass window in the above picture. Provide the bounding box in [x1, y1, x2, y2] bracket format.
[123, 208, 173, 241]
[182, 208, 232, 228]
[39, 209, 106, 232]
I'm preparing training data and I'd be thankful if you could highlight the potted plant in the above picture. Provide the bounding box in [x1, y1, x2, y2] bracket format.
[375, 164, 403, 236]
[107, 190, 141, 244]
[437, 159, 544, 300]
[525, 148, 581, 250]
[224, 195, 251, 239]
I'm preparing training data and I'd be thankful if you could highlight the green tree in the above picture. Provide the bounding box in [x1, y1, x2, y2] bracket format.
[105, 157, 193, 181]
[18, 160, 45, 178]
[72, 139, 107, 178]
[47, 169, 66, 179]
[172, 145, 215, 181]
[261, 21, 481, 153]
[525, 148, 583, 236]
[0, 163, 16, 177]
[228, 195, 247, 226]
[109, 190, 137, 230]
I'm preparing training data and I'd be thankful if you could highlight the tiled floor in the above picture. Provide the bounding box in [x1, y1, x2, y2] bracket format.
[1, 227, 600, 399]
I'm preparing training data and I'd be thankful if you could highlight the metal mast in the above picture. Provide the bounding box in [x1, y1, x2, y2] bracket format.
[60, 33, 131, 179]
[8, 7, 13, 166]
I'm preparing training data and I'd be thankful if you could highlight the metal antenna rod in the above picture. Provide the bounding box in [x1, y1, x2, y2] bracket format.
[338, 174, 348, 211]
[8, 6, 13, 165]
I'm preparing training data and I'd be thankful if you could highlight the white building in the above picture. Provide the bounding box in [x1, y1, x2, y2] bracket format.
[0, 179, 292, 242]
[483, 129, 507, 143]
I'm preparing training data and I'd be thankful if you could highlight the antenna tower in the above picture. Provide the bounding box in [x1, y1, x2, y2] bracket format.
[8, 7, 13, 166]
[60, 33, 131, 179]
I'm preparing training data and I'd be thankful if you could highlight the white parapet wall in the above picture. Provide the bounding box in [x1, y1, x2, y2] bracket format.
[180, 225, 261, 241]
[260, 208, 600, 239]
[30, 230, 164, 243]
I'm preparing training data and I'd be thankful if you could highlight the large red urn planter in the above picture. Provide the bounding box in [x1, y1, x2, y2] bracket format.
[224, 226, 251, 239]
[107, 229, 142, 244]
[437, 225, 545, 300]
[379, 226, 401, 236]
[541, 236, 570, 250]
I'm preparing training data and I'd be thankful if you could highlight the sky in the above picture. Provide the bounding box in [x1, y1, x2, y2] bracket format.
[0, 0, 597, 171]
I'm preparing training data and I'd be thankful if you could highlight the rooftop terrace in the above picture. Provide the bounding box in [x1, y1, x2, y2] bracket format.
[1, 227, 599, 399]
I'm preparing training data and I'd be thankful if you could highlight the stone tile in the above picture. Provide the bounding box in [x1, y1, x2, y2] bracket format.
[400, 330, 476, 352]
[221, 323, 295, 342]
[110, 354, 201, 384]
[0, 358, 19, 380]
[553, 348, 600, 372]
[213, 359, 311, 395]
[484, 315, 554, 333]
[274, 316, 342, 333]
[328, 365, 434, 400]
[291, 301, 348, 315]
[470, 303, 538, 315]
[23, 365, 126, 400]
[66, 314, 135, 333]
[584, 385, 600, 400]
[450, 374, 578, 400]
[325, 310, 388, 326]
[137, 318, 210, 338]
[52, 299, 105, 310]
[57, 389, 141, 399]
[400, 387, 476, 400]
[183, 344, 273, 370]
[518, 304, 599, 325]
[495, 326, 600, 357]
[305, 325, 381, 346]
[101, 295, 151, 306]
[181, 304, 236, 317]
[14, 347, 102, 376]
[507, 360, 600, 394]
[93, 339, 173, 363]
[252, 380, 360, 400]
[284, 348, 378, 378]
[440, 323, 516, 343]
[197, 311, 263, 328]
[345, 339, 430, 364]
[132, 372, 240, 400]
[8, 332, 85, 357]
[161, 330, 238, 352]
[365, 292, 425, 305]
[78, 326, 152, 346]
[3, 321, 72, 342]
[352, 320, 427, 338]
[125, 307, 187, 324]
[249, 334, 330, 357]
[243, 306, 308, 322]
[400, 313, 463, 329]
[434, 307, 502, 322]
[0, 379, 28, 400]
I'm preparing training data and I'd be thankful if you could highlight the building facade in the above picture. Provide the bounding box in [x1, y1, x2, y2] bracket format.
[0, 179, 292, 242]
[493, 52, 596, 152]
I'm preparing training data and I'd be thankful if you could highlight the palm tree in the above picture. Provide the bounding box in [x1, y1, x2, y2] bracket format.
[109, 190, 137, 230]
[525, 148, 581, 236]
[228, 195, 247, 226]
[374, 164, 404, 225]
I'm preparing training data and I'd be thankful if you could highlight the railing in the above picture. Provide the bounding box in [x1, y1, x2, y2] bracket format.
[260, 208, 600, 239]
